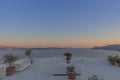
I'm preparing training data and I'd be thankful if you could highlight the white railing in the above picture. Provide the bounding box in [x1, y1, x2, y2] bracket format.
[0, 65, 6, 80]
[14, 59, 31, 72]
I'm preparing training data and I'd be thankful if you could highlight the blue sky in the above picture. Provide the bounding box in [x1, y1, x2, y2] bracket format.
[0, 0, 120, 47]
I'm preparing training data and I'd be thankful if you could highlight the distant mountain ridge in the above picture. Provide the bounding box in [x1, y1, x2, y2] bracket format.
[0, 45, 66, 50]
[0, 45, 25, 50]
[92, 44, 120, 51]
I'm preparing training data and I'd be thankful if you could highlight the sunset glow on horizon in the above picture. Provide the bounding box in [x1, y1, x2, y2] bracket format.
[0, 0, 120, 48]
[1, 38, 120, 48]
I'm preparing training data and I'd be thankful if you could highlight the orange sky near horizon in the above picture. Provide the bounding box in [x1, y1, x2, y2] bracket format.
[1, 38, 120, 48]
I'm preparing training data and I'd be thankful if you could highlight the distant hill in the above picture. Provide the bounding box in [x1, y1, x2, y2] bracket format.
[0, 45, 66, 50]
[0, 45, 26, 50]
[30, 47, 66, 50]
[92, 44, 120, 51]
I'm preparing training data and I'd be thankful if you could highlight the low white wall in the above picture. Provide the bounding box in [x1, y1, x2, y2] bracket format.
[0, 65, 6, 80]
[14, 59, 31, 72]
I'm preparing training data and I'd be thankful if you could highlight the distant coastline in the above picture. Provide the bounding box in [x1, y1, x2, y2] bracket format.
[0, 45, 67, 50]
[30, 47, 66, 50]
[92, 44, 120, 51]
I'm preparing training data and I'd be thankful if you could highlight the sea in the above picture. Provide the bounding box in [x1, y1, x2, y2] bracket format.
[0, 48, 119, 60]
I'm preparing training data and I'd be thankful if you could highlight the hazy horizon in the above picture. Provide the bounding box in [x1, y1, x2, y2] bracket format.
[0, 44, 120, 48]
[0, 0, 120, 48]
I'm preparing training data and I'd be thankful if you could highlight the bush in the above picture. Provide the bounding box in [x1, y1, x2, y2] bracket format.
[108, 54, 120, 63]
[3, 53, 18, 67]
[64, 52, 72, 57]
[66, 66, 75, 72]
[25, 49, 32, 59]
[107, 56, 114, 61]
[88, 74, 103, 80]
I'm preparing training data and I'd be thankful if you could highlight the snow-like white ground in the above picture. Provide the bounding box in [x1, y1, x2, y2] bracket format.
[5, 57, 120, 80]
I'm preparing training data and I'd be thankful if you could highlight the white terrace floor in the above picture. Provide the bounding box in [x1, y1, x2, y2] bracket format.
[5, 57, 120, 80]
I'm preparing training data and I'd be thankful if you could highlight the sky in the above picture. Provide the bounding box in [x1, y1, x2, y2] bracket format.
[0, 0, 120, 48]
